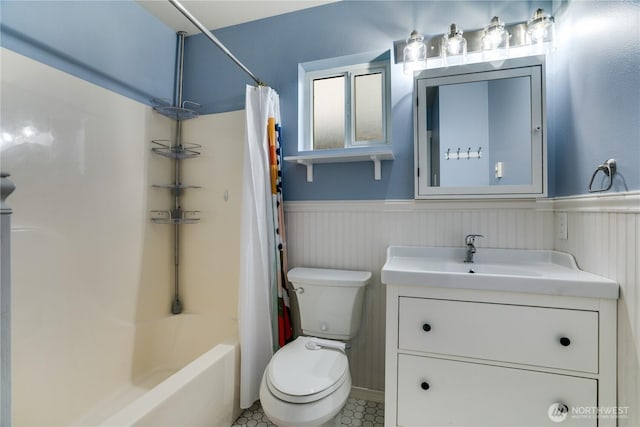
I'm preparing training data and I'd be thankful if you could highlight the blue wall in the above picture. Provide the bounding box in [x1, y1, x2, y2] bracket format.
[2, 1, 637, 198]
[550, 0, 640, 196]
[0, 0, 177, 105]
[182, 1, 552, 200]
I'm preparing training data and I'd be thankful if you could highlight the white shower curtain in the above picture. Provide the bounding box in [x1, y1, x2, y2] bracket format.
[238, 85, 281, 409]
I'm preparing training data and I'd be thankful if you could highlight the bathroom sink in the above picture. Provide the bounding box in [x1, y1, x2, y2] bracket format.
[381, 246, 619, 299]
[399, 259, 543, 277]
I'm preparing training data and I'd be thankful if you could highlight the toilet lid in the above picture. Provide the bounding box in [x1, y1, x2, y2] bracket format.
[267, 336, 348, 400]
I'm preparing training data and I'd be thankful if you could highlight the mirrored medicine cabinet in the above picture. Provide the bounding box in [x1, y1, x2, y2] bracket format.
[414, 56, 546, 199]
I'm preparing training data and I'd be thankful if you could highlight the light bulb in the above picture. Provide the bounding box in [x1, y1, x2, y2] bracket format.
[481, 16, 509, 51]
[22, 126, 36, 137]
[527, 8, 555, 44]
[403, 30, 427, 75]
[1, 132, 13, 142]
[441, 23, 467, 63]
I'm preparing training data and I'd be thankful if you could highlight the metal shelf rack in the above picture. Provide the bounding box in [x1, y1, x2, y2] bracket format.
[150, 31, 200, 314]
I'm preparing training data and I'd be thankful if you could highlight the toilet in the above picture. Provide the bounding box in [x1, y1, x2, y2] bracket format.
[259, 267, 371, 427]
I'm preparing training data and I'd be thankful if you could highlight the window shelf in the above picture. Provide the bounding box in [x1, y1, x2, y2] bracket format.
[284, 148, 394, 182]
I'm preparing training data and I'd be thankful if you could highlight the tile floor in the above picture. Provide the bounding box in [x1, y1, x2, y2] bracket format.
[232, 397, 385, 427]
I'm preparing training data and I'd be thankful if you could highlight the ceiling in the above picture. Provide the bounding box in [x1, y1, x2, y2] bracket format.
[137, 0, 337, 35]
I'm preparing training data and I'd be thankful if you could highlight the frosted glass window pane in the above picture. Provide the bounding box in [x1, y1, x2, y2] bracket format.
[354, 73, 383, 142]
[313, 76, 345, 150]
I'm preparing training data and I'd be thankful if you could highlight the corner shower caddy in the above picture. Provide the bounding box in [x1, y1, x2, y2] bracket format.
[150, 99, 201, 225]
[150, 31, 199, 314]
[153, 0, 269, 315]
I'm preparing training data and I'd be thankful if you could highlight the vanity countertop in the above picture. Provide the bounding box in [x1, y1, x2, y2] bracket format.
[381, 246, 619, 299]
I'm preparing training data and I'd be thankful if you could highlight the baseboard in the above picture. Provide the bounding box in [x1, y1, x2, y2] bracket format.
[349, 386, 384, 403]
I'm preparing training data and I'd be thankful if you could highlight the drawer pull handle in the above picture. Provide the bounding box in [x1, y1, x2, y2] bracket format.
[559, 337, 571, 347]
[420, 381, 430, 391]
[422, 323, 432, 332]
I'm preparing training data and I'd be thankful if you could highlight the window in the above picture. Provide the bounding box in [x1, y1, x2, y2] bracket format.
[312, 75, 346, 149]
[299, 53, 391, 152]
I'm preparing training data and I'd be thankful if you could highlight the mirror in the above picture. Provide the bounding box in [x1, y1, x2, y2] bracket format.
[414, 56, 546, 198]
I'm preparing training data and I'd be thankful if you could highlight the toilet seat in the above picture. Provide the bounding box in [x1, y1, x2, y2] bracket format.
[266, 336, 348, 404]
[260, 367, 352, 427]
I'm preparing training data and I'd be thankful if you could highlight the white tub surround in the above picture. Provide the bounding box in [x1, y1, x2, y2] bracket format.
[2, 47, 166, 426]
[1, 173, 16, 427]
[3, 48, 245, 426]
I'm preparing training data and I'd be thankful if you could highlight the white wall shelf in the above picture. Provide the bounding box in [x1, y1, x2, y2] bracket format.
[284, 148, 394, 182]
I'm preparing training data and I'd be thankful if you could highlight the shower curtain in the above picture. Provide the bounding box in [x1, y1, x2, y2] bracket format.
[239, 85, 292, 409]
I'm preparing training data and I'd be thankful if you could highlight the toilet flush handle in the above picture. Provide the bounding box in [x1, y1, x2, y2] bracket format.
[305, 338, 348, 351]
[293, 287, 304, 294]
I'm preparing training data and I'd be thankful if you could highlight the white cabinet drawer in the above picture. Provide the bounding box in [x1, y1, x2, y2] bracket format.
[398, 297, 598, 373]
[397, 354, 597, 427]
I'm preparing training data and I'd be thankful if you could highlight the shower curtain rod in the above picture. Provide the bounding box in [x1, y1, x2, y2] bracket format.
[168, 0, 266, 87]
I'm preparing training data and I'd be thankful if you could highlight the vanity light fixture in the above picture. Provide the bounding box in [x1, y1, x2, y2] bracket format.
[403, 30, 427, 75]
[441, 23, 467, 61]
[527, 8, 555, 44]
[481, 16, 510, 51]
[396, 10, 557, 74]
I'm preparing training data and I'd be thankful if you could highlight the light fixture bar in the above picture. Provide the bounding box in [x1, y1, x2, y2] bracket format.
[394, 21, 532, 63]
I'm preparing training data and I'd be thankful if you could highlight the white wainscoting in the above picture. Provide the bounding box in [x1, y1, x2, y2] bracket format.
[284, 199, 555, 391]
[554, 191, 640, 427]
[284, 194, 639, 426]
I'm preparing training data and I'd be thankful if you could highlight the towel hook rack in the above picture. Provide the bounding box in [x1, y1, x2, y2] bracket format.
[588, 158, 617, 193]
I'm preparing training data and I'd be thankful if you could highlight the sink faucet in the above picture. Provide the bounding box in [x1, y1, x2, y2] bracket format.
[464, 234, 484, 263]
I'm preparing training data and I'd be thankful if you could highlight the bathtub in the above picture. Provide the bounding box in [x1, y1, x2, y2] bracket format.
[65, 313, 241, 427]
[98, 340, 240, 427]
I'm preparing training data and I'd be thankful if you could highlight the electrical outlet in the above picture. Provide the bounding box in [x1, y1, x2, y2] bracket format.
[557, 212, 568, 240]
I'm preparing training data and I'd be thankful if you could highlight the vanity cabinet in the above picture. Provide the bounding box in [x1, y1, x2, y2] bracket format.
[384, 286, 617, 427]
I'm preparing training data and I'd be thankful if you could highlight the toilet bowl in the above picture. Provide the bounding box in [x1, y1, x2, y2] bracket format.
[260, 267, 371, 427]
[259, 336, 351, 427]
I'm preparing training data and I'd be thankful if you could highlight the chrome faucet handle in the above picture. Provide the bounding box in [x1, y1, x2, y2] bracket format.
[465, 234, 484, 245]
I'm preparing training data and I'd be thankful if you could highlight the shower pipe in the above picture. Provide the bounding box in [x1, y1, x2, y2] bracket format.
[171, 31, 186, 315]
[167, 0, 266, 87]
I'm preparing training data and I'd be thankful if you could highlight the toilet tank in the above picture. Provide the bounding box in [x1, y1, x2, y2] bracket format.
[287, 267, 371, 340]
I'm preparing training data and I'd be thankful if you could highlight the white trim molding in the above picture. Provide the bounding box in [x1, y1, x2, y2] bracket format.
[284, 191, 640, 214]
[553, 190, 640, 213]
[285, 198, 554, 213]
